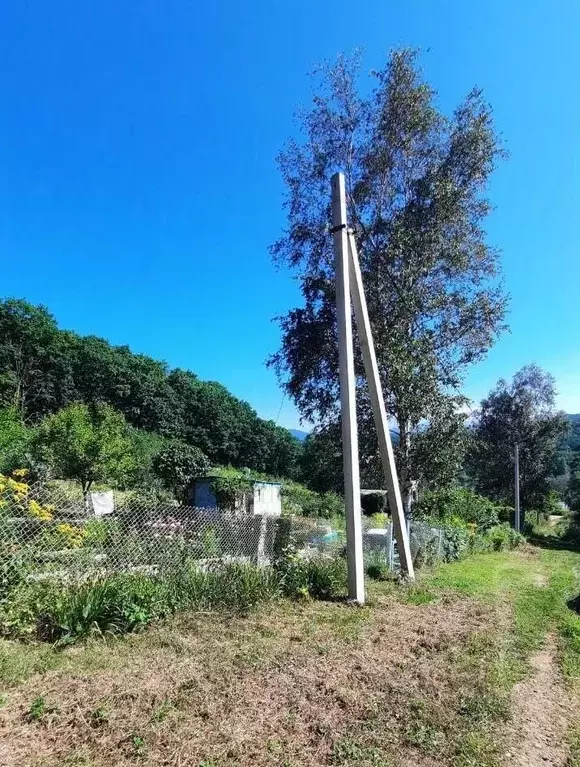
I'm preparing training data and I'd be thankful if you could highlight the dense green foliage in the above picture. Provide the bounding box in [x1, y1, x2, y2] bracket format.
[0, 298, 302, 479]
[281, 479, 344, 519]
[276, 550, 347, 600]
[152, 440, 210, 497]
[2, 552, 349, 642]
[414, 487, 512, 530]
[0, 407, 30, 474]
[411, 487, 523, 564]
[556, 415, 580, 511]
[30, 564, 282, 643]
[469, 365, 569, 510]
[270, 49, 506, 513]
[35, 403, 136, 493]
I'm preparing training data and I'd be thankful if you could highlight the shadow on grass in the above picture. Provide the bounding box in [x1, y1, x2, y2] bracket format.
[528, 535, 580, 553]
[567, 595, 580, 615]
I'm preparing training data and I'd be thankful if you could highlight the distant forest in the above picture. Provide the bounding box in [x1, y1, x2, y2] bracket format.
[0, 299, 302, 479]
[565, 415, 580, 451]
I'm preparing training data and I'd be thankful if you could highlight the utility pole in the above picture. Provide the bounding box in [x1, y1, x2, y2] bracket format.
[347, 229, 415, 579]
[331, 172, 365, 604]
[514, 442, 521, 533]
[331, 172, 415, 597]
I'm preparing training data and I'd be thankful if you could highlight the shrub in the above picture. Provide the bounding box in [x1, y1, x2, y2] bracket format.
[439, 517, 471, 561]
[7, 561, 282, 643]
[83, 519, 114, 547]
[281, 481, 344, 519]
[36, 574, 168, 642]
[368, 512, 389, 529]
[365, 552, 391, 581]
[414, 488, 502, 531]
[486, 523, 525, 551]
[276, 547, 347, 600]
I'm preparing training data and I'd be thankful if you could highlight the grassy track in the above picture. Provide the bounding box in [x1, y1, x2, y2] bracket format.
[1, 546, 579, 766]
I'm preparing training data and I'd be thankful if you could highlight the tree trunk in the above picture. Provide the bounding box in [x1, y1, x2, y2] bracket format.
[398, 417, 414, 522]
[82, 479, 92, 513]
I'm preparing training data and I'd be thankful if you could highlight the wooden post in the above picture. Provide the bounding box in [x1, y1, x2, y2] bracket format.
[331, 172, 365, 604]
[347, 230, 415, 579]
[514, 443, 521, 533]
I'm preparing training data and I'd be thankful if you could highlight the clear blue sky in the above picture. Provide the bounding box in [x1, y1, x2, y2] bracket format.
[1, 1, 579, 428]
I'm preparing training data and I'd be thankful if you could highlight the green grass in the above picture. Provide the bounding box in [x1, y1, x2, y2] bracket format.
[2, 547, 580, 767]
[567, 726, 580, 767]
[426, 548, 580, 680]
[411, 548, 580, 766]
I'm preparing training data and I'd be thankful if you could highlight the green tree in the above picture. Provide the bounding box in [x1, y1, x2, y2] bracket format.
[153, 440, 210, 498]
[0, 298, 308, 479]
[0, 406, 32, 473]
[0, 299, 74, 421]
[127, 428, 169, 488]
[300, 426, 343, 494]
[36, 403, 136, 494]
[69, 335, 179, 435]
[270, 50, 507, 513]
[568, 453, 580, 511]
[469, 365, 569, 511]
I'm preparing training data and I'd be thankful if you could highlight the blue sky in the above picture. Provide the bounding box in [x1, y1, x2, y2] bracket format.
[1, 1, 579, 428]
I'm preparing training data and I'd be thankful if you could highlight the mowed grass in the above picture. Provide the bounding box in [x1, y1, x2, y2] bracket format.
[426, 547, 580, 681]
[1, 547, 580, 766]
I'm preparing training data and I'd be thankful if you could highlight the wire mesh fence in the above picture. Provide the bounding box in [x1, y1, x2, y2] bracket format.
[0, 479, 348, 588]
[0, 477, 450, 593]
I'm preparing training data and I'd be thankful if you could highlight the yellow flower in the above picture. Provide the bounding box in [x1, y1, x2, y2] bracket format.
[28, 499, 54, 522]
[12, 468, 29, 478]
[55, 523, 86, 548]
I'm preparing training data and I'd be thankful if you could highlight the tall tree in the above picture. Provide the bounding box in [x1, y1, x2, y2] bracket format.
[0, 300, 74, 421]
[469, 365, 569, 510]
[35, 403, 136, 495]
[270, 50, 507, 512]
[152, 440, 210, 498]
[0, 297, 318, 479]
[0, 407, 32, 473]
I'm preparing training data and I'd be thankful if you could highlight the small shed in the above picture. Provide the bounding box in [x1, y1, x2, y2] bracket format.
[187, 476, 282, 517]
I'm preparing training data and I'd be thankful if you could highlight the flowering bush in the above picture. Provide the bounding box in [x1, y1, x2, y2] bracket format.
[39, 522, 87, 550]
[0, 470, 54, 522]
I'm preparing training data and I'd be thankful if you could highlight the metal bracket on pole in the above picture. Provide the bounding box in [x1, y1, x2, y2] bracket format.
[331, 172, 365, 604]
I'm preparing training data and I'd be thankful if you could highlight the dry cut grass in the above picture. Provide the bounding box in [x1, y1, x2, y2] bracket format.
[2, 547, 579, 767]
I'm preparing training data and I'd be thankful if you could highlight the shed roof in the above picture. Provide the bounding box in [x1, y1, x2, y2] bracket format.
[191, 475, 281, 487]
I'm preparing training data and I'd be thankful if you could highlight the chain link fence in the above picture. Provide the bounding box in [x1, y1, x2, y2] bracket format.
[0, 480, 348, 588]
[0, 477, 450, 592]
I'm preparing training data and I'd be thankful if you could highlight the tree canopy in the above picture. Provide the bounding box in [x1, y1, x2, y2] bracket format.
[270, 49, 507, 510]
[0, 298, 302, 480]
[153, 441, 210, 497]
[36, 402, 136, 494]
[469, 365, 569, 510]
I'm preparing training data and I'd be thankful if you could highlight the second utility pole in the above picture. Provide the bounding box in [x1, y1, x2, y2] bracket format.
[514, 443, 521, 532]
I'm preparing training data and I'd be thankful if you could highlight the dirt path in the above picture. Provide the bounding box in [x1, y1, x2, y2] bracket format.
[505, 634, 575, 767]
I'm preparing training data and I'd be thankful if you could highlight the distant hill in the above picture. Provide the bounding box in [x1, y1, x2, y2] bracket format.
[290, 429, 309, 442]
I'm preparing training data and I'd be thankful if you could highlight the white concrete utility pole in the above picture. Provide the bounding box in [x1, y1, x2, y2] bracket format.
[331, 172, 415, 601]
[331, 172, 365, 604]
[514, 443, 521, 533]
[347, 230, 415, 580]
